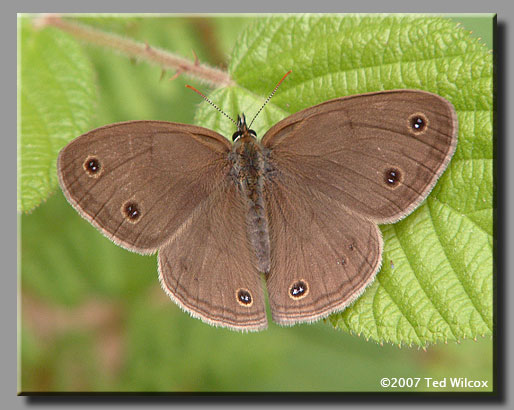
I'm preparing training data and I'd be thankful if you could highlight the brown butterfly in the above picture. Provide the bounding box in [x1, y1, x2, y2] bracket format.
[57, 74, 457, 331]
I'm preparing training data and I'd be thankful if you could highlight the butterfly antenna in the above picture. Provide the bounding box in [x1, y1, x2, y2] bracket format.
[249, 70, 292, 128]
[186, 84, 237, 126]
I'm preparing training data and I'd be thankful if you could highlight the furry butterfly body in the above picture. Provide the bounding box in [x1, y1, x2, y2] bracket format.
[58, 89, 457, 331]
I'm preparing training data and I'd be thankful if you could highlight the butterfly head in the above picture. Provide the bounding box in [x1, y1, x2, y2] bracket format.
[232, 114, 257, 142]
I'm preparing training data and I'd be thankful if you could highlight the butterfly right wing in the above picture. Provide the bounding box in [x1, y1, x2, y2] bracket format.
[264, 173, 383, 325]
[261, 90, 457, 224]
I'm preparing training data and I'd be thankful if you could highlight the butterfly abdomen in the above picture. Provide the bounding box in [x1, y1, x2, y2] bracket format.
[230, 138, 271, 274]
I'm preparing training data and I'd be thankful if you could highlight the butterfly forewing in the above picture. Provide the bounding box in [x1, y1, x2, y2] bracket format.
[262, 90, 457, 224]
[57, 121, 232, 254]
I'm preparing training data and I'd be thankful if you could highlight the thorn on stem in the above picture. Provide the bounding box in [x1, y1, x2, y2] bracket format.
[192, 49, 199, 66]
[169, 71, 182, 81]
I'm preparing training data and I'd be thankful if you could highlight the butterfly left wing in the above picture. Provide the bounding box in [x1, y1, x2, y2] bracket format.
[158, 180, 268, 331]
[57, 121, 232, 254]
[58, 120, 267, 330]
[263, 176, 383, 325]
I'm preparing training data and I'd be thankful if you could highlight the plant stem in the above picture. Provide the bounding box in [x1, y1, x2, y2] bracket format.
[35, 14, 233, 88]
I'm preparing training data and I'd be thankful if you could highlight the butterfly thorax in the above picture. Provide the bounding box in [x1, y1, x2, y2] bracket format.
[229, 117, 271, 274]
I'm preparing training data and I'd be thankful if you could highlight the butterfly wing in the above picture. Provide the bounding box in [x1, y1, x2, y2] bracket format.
[262, 90, 457, 224]
[58, 121, 267, 330]
[264, 177, 382, 325]
[158, 181, 267, 331]
[261, 90, 456, 324]
[57, 121, 232, 254]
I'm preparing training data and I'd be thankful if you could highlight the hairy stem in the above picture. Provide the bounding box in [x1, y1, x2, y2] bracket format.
[35, 14, 233, 87]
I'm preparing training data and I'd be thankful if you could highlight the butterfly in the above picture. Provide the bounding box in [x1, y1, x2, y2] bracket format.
[58, 72, 457, 331]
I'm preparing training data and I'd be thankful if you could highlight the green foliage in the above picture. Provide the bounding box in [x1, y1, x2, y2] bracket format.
[18, 15, 251, 213]
[195, 15, 493, 346]
[21, 189, 155, 306]
[19, 18, 97, 212]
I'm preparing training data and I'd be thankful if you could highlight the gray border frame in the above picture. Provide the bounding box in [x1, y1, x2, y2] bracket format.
[10, 0, 510, 408]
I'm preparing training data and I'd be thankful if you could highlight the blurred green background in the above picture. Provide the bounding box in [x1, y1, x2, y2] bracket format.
[19, 15, 494, 392]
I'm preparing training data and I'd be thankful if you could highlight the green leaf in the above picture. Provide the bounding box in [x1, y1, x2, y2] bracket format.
[21, 192, 155, 306]
[19, 17, 96, 213]
[194, 15, 493, 346]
